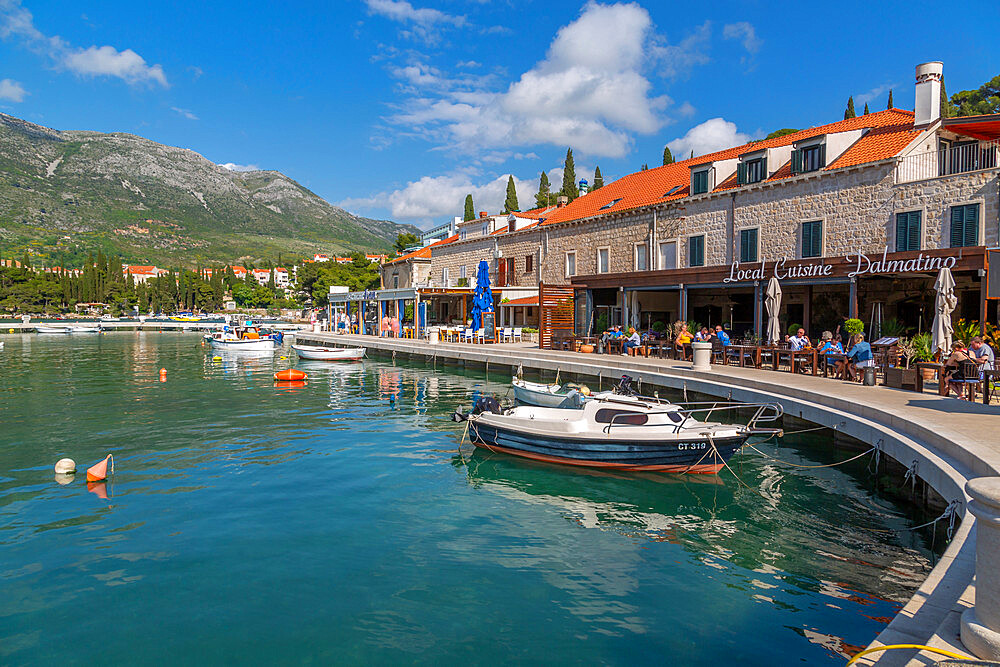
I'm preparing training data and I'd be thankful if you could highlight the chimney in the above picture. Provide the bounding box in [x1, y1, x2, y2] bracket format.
[479, 211, 488, 219]
[914, 61, 943, 128]
[557, 196, 568, 208]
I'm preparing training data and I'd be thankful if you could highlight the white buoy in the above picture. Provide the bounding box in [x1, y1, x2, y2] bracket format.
[54, 458, 76, 474]
[54, 473, 74, 485]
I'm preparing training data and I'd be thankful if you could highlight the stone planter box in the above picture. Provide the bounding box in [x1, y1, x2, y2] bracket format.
[884, 366, 918, 390]
[521, 332, 538, 343]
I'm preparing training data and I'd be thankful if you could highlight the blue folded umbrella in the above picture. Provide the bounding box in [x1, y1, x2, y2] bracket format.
[470, 260, 493, 331]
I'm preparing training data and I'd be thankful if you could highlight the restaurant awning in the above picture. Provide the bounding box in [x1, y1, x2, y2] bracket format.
[942, 113, 1000, 141]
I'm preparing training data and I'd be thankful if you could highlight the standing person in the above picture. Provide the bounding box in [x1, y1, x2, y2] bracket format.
[834, 313, 849, 347]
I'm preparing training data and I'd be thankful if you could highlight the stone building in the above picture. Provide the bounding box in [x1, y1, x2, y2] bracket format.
[513, 61, 999, 341]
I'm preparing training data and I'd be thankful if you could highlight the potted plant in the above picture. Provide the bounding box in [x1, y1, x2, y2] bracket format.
[909, 332, 936, 382]
[885, 337, 918, 389]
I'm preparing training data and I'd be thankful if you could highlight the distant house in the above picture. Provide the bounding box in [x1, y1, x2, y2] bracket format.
[251, 268, 271, 286]
[313, 254, 330, 263]
[123, 265, 169, 284]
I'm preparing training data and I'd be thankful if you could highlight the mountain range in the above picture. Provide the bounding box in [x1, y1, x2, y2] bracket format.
[0, 113, 416, 267]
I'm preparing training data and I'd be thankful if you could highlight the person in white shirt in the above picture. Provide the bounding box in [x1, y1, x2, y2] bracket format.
[788, 328, 810, 351]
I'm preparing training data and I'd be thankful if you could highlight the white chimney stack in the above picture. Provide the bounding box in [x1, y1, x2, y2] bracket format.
[914, 61, 943, 127]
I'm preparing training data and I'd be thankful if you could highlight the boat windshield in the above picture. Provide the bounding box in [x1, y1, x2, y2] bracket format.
[594, 409, 648, 426]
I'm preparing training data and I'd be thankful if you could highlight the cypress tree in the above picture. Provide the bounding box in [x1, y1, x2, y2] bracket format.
[463, 194, 475, 221]
[689, 150, 694, 159]
[863, 102, 870, 115]
[641, 163, 649, 171]
[534, 171, 551, 209]
[887, 89, 894, 109]
[20, 250, 30, 269]
[844, 96, 856, 119]
[560, 148, 578, 201]
[503, 175, 519, 213]
[592, 166, 604, 190]
[662, 146, 674, 165]
[940, 78, 955, 118]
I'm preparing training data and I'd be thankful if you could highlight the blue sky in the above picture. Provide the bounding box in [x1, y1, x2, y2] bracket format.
[1, 0, 998, 228]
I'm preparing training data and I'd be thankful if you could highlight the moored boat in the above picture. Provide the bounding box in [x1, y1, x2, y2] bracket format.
[207, 326, 281, 351]
[292, 344, 365, 361]
[69, 325, 102, 333]
[512, 376, 589, 409]
[461, 393, 782, 474]
[35, 325, 72, 334]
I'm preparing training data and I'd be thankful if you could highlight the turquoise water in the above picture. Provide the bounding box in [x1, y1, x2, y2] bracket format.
[0, 333, 936, 664]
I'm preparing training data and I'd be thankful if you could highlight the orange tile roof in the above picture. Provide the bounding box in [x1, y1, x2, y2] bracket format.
[541, 108, 917, 226]
[386, 234, 459, 265]
[490, 221, 540, 236]
[515, 205, 556, 219]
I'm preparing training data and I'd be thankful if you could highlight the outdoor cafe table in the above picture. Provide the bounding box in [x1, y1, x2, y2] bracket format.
[915, 362, 947, 396]
[773, 348, 818, 375]
[725, 344, 761, 367]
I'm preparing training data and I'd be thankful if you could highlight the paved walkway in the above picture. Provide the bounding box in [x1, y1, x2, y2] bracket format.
[298, 332, 1000, 665]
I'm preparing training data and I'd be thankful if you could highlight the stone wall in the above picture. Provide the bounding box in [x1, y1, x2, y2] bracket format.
[429, 237, 494, 286]
[893, 170, 1000, 248]
[541, 211, 654, 284]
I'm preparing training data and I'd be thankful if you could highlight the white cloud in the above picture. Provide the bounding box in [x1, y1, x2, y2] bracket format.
[0, 0, 168, 88]
[363, 0, 465, 44]
[0, 78, 27, 102]
[171, 106, 198, 120]
[219, 162, 260, 172]
[652, 20, 711, 78]
[64, 45, 168, 86]
[722, 22, 761, 55]
[340, 171, 536, 223]
[667, 118, 750, 160]
[380, 2, 710, 159]
[855, 82, 896, 107]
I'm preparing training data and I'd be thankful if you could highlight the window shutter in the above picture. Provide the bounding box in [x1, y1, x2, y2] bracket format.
[791, 149, 802, 174]
[895, 213, 907, 252]
[965, 205, 979, 247]
[736, 163, 746, 185]
[950, 206, 965, 247]
[812, 221, 823, 257]
[818, 143, 826, 168]
[908, 212, 921, 251]
[802, 223, 811, 257]
[761, 156, 768, 179]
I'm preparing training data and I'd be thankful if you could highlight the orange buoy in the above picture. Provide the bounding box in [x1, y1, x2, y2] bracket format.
[159, 367, 167, 382]
[86, 454, 113, 482]
[274, 369, 307, 381]
[274, 380, 306, 389]
[87, 481, 108, 499]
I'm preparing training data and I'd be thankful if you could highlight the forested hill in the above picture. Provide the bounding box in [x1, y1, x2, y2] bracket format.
[0, 113, 417, 267]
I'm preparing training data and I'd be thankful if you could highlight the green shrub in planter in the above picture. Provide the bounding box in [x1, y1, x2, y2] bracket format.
[844, 318, 864, 337]
[787, 323, 802, 336]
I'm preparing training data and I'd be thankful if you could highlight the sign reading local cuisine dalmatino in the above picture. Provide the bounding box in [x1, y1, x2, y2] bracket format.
[723, 247, 962, 284]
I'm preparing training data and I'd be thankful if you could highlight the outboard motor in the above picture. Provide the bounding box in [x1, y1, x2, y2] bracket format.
[452, 395, 502, 422]
[615, 374, 636, 396]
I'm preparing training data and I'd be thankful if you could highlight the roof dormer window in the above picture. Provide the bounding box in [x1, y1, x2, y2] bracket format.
[692, 169, 709, 195]
[661, 185, 682, 198]
[791, 142, 826, 174]
[599, 197, 623, 210]
[737, 155, 767, 185]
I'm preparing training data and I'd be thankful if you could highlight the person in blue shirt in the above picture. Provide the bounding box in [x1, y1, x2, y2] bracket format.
[845, 333, 874, 381]
[712, 325, 730, 346]
[818, 331, 844, 371]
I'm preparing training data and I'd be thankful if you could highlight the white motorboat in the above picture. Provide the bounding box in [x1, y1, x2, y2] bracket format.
[460, 391, 782, 474]
[207, 329, 280, 351]
[35, 325, 72, 334]
[512, 376, 589, 409]
[292, 344, 365, 361]
[69, 325, 102, 333]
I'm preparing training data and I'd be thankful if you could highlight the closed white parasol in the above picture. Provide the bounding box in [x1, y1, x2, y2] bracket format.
[765, 277, 782, 345]
[931, 266, 957, 355]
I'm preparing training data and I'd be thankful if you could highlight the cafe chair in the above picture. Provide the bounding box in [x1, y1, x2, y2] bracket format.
[474, 328, 486, 344]
[710, 338, 726, 364]
[512, 327, 522, 343]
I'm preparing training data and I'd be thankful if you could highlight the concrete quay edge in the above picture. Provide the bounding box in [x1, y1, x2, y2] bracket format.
[296, 332, 1000, 665]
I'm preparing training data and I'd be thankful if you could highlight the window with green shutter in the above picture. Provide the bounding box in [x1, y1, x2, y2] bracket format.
[895, 211, 921, 252]
[689, 235, 705, 267]
[791, 144, 826, 174]
[950, 204, 980, 247]
[801, 220, 823, 258]
[739, 228, 758, 263]
[692, 170, 709, 195]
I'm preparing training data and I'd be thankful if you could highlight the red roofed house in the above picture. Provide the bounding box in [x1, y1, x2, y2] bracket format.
[427, 61, 997, 346]
[124, 265, 169, 284]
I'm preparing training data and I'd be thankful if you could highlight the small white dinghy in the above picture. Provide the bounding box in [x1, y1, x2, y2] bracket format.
[69, 325, 101, 333]
[512, 376, 589, 409]
[292, 344, 365, 361]
[35, 325, 72, 334]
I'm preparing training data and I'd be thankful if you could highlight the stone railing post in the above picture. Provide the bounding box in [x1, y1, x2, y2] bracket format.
[961, 477, 1000, 659]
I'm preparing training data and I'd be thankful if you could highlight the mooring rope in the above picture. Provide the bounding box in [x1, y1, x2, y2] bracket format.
[746, 444, 877, 470]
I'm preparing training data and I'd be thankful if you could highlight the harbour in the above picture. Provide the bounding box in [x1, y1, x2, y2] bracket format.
[0, 332, 954, 664]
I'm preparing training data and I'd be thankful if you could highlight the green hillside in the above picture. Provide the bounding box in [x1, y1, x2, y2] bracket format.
[0, 113, 416, 267]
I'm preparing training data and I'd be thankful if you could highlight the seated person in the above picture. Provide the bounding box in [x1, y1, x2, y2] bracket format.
[713, 325, 731, 346]
[695, 326, 711, 342]
[818, 331, 845, 372]
[788, 328, 811, 351]
[675, 323, 693, 359]
[845, 333, 874, 381]
[623, 327, 642, 355]
[943, 340, 976, 399]
[969, 336, 995, 372]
